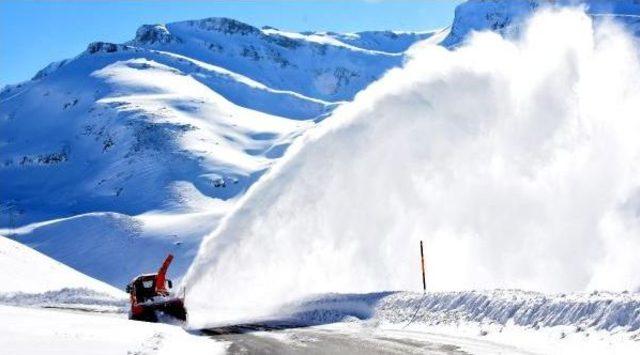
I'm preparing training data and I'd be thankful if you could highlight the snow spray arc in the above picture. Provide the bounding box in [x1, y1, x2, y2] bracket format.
[184, 8, 640, 326]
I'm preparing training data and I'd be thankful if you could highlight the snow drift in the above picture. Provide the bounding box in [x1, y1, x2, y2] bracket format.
[184, 8, 640, 326]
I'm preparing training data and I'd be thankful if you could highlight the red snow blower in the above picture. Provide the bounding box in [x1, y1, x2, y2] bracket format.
[125, 254, 187, 322]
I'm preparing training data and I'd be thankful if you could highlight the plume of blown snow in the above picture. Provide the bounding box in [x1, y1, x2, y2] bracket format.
[184, 8, 640, 327]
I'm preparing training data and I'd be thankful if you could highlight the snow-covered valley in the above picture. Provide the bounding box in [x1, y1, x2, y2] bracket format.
[3, 0, 640, 354]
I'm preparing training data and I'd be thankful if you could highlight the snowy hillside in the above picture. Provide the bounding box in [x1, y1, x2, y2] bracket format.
[0, 235, 124, 308]
[0, 18, 429, 287]
[130, 18, 407, 101]
[261, 28, 437, 54]
[0, 51, 308, 285]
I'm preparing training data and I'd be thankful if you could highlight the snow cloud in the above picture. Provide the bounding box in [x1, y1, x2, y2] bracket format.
[184, 8, 640, 327]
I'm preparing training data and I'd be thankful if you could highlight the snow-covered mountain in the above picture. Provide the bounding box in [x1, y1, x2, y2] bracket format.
[0, 18, 434, 287]
[3, 0, 640, 289]
[3, 1, 640, 353]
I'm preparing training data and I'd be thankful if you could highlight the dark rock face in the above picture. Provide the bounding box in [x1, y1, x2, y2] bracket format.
[332, 67, 359, 94]
[240, 45, 261, 61]
[134, 24, 181, 45]
[86, 42, 122, 54]
[263, 34, 303, 49]
[190, 17, 260, 36]
[16, 148, 70, 167]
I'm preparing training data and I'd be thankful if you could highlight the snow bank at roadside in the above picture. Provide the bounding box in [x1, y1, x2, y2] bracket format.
[189, 289, 640, 353]
[280, 290, 640, 335]
[0, 288, 127, 313]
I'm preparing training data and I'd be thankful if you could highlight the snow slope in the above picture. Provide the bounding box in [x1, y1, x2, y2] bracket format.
[0, 52, 308, 287]
[0, 212, 220, 288]
[0, 17, 429, 288]
[134, 18, 405, 101]
[261, 28, 436, 54]
[0, 234, 125, 313]
[0, 235, 122, 297]
[184, 7, 640, 325]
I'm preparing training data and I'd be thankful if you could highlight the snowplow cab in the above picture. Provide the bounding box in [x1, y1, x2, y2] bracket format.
[126, 254, 186, 322]
[127, 274, 172, 302]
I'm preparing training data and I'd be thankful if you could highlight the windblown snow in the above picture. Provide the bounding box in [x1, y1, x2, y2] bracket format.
[184, 7, 640, 326]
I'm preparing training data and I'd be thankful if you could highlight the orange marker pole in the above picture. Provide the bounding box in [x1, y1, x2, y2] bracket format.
[420, 241, 426, 293]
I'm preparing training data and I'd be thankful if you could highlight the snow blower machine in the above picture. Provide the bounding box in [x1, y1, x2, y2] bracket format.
[126, 254, 187, 322]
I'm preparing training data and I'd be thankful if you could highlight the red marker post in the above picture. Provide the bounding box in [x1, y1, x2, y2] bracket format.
[420, 241, 426, 293]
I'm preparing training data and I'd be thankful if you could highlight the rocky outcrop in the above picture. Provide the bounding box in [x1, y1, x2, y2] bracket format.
[188, 17, 260, 36]
[86, 42, 128, 54]
[133, 24, 181, 45]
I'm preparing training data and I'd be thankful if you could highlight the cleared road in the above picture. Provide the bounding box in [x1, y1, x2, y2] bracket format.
[205, 323, 534, 355]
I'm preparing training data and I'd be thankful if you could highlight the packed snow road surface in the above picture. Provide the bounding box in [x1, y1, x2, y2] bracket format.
[0, 305, 226, 355]
[206, 324, 530, 355]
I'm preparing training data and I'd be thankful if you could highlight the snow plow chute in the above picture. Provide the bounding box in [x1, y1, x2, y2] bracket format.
[154, 254, 173, 295]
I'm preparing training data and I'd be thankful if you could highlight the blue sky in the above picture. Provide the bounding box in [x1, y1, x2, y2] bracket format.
[0, 1, 462, 87]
